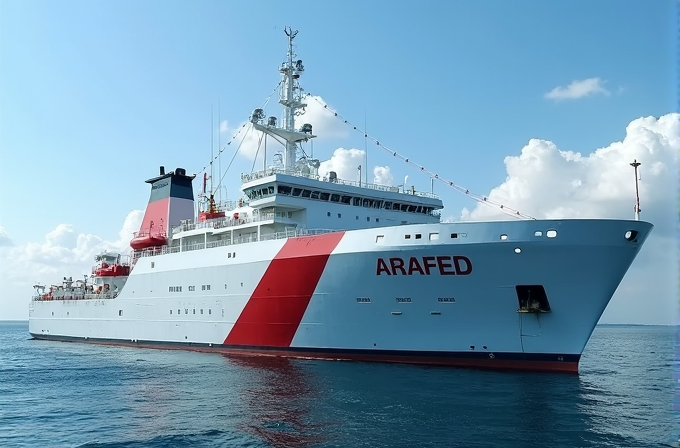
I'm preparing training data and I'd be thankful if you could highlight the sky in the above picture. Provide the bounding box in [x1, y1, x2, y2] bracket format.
[0, 0, 677, 323]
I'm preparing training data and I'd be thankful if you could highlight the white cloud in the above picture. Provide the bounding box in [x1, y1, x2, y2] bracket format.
[461, 113, 679, 226]
[544, 77, 611, 100]
[373, 166, 394, 186]
[0, 210, 143, 320]
[460, 113, 679, 324]
[318, 148, 365, 182]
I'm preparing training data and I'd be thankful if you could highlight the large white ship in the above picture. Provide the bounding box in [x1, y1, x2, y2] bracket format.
[28, 29, 653, 373]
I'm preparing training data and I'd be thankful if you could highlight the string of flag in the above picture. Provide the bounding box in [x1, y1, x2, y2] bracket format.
[195, 80, 283, 177]
[307, 94, 535, 220]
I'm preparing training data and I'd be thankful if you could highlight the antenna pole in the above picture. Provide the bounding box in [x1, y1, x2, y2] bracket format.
[218, 99, 221, 203]
[630, 159, 641, 221]
[364, 108, 368, 184]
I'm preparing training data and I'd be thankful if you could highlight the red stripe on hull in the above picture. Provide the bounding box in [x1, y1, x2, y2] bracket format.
[224, 232, 346, 347]
[32, 336, 579, 373]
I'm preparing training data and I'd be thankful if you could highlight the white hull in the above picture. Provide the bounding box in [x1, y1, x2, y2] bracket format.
[29, 219, 652, 373]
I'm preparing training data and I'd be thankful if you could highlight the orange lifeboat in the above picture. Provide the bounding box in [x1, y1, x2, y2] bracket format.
[130, 231, 168, 250]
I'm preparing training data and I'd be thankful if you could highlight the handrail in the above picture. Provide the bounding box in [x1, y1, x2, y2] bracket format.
[240, 167, 439, 199]
[132, 228, 339, 260]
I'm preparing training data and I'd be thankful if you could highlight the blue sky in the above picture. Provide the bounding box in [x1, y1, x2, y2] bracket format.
[0, 0, 677, 322]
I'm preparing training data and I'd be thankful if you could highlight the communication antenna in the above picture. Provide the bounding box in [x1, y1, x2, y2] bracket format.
[630, 159, 641, 221]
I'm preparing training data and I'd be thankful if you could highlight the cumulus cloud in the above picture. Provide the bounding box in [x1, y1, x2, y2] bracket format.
[544, 77, 611, 100]
[461, 113, 679, 231]
[318, 148, 364, 182]
[373, 166, 394, 186]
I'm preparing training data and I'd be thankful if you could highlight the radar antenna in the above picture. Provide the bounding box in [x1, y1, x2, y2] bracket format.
[249, 27, 316, 170]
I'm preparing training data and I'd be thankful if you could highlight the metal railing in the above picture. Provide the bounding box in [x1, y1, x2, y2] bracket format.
[240, 167, 439, 199]
[32, 292, 119, 302]
[171, 211, 292, 234]
[132, 228, 339, 260]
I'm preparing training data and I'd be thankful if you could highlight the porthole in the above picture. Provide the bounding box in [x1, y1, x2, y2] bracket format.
[546, 230, 557, 238]
[534, 231, 542, 237]
[514, 247, 522, 254]
[500, 234, 508, 241]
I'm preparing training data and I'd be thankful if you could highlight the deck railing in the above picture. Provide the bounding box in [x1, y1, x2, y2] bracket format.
[132, 228, 339, 260]
[240, 167, 439, 199]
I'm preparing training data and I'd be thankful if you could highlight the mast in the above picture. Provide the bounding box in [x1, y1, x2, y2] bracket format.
[630, 159, 641, 221]
[250, 27, 316, 171]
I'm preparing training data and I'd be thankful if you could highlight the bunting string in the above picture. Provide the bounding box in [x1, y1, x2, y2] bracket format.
[195, 80, 283, 177]
[307, 94, 535, 220]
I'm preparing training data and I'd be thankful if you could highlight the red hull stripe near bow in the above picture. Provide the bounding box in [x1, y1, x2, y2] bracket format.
[224, 232, 346, 347]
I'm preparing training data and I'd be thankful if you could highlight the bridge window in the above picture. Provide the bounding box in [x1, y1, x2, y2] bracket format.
[320, 192, 330, 201]
[331, 194, 340, 202]
[292, 188, 302, 196]
[311, 191, 320, 199]
[301, 189, 311, 198]
[341, 195, 351, 204]
[278, 185, 292, 195]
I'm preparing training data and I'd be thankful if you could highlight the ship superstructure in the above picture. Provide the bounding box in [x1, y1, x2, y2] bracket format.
[28, 29, 653, 373]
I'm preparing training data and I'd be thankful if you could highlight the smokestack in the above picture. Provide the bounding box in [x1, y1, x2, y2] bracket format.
[160, 166, 165, 175]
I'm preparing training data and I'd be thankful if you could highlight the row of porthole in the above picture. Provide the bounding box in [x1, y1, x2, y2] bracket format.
[170, 309, 212, 315]
[501, 230, 557, 241]
[403, 232, 468, 241]
[327, 211, 380, 223]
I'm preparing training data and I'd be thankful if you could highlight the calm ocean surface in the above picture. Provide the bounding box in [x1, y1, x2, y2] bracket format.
[0, 321, 676, 447]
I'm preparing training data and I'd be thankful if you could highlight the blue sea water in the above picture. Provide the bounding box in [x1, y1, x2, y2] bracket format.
[0, 321, 676, 448]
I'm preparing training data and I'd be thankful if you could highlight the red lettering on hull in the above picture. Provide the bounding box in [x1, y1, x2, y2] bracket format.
[377, 256, 473, 276]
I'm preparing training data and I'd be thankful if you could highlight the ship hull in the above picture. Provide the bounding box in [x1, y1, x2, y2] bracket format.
[28, 219, 653, 373]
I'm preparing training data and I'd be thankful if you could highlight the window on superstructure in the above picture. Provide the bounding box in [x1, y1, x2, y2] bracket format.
[384, 201, 392, 209]
[376, 218, 379, 222]
[178, 309, 180, 314]
[268, 186, 274, 194]
[311, 191, 320, 199]
[119, 310, 123, 316]
[292, 188, 302, 196]
[209, 309, 212, 315]
[366, 217, 370, 221]
[278, 185, 292, 195]
[193, 309, 195, 314]
[185, 309, 188, 314]
[170, 310, 172, 314]
[200, 309, 203, 314]
[338, 213, 342, 218]
[451, 233, 458, 239]
[320, 192, 330, 201]
[341, 195, 351, 204]
[353, 197, 361, 206]
[415, 234, 422, 239]
[327, 212, 331, 217]
[331, 194, 340, 202]
[207, 285, 211, 291]
[405, 235, 411, 239]
[301, 189, 311, 198]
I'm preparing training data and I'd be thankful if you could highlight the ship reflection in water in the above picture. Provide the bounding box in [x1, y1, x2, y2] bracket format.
[216, 353, 591, 448]
[225, 354, 332, 447]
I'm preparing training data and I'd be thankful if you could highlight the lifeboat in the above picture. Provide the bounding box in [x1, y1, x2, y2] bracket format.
[130, 232, 168, 250]
[94, 263, 131, 277]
